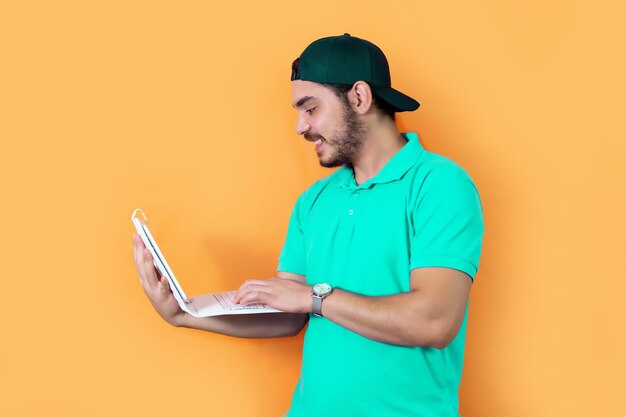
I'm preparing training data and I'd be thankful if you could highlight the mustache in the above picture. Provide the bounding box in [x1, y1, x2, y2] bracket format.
[304, 133, 325, 142]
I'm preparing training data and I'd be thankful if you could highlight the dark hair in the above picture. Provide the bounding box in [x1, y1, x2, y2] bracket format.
[291, 58, 396, 120]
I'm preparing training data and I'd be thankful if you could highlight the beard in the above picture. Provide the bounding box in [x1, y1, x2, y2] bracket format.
[305, 100, 367, 168]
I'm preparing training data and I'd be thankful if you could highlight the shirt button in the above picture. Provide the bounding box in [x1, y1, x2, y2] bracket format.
[348, 209, 354, 216]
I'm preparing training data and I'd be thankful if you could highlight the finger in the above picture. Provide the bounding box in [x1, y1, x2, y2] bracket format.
[154, 264, 163, 279]
[238, 285, 273, 304]
[237, 291, 264, 306]
[142, 249, 160, 288]
[234, 284, 263, 303]
[133, 239, 150, 289]
[234, 287, 259, 304]
[133, 234, 143, 259]
[133, 233, 145, 249]
[133, 234, 143, 273]
[158, 275, 170, 296]
[239, 279, 270, 289]
[233, 287, 245, 303]
[236, 279, 269, 296]
[132, 233, 140, 264]
[138, 266, 150, 292]
[234, 281, 254, 303]
[133, 235, 149, 268]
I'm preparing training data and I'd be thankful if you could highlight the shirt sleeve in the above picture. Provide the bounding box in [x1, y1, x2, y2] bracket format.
[409, 162, 484, 281]
[277, 193, 307, 276]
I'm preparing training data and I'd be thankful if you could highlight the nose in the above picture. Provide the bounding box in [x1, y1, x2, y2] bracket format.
[295, 113, 310, 136]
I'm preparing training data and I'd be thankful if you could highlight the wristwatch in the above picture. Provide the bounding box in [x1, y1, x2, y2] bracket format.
[311, 283, 334, 317]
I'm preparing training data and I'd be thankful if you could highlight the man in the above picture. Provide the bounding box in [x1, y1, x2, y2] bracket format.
[133, 33, 484, 416]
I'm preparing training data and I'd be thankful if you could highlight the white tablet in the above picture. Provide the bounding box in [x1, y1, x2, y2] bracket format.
[131, 209, 282, 317]
[132, 209, 189, 311]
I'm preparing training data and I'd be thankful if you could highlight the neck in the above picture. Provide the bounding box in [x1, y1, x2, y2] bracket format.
[351, 119, 406, 185]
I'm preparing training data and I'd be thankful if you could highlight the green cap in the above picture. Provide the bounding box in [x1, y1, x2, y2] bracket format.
[291, 33, 420, 112]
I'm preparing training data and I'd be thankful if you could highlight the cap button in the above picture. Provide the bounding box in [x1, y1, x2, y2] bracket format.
[343, 33, 351, 37]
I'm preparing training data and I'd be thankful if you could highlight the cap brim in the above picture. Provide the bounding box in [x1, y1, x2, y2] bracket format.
[373, 87, 420, 112]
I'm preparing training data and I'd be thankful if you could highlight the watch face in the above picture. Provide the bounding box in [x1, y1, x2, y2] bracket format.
[313, 283, 332, 296]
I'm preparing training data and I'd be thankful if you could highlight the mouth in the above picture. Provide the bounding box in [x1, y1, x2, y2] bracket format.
[314, 138, 324, 154]
[304, 134, 326, 153]
[304, 133, 326, 155]
[304, 133, 324, 143]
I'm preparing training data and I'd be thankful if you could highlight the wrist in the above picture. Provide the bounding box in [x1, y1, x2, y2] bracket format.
[168, 311, 188, 327]
[311, 283, 334, 317]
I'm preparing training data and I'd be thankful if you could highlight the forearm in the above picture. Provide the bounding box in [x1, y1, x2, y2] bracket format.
[322, 289, 450, 348]
[176, 312, 309, 339]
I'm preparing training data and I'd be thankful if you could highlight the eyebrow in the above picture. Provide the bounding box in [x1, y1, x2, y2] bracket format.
[293, 96, 317, 109]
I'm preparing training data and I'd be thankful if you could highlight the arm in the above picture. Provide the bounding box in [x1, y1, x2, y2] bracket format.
[132, 233, 308, 338]
[235, 267, 471, 348]
[320, 267, 471, 347]
[177, 309, 308, 339]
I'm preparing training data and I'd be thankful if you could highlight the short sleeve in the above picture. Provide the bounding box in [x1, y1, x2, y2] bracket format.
[278, 194, 307, 275]
[409, 163, 484, 281]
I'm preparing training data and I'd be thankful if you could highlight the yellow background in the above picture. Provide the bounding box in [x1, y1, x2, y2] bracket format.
[1, 1, 624, 416]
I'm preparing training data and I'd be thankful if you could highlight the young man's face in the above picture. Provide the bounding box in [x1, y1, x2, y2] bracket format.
[291, 80, 366, 167]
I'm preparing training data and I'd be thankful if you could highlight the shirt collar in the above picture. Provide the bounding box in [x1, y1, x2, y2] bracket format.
[339, 132, 424, 190]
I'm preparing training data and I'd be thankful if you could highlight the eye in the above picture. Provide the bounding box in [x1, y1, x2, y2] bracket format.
[306, 107, 317, 115]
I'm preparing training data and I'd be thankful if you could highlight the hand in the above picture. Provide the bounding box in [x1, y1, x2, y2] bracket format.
[132, 233, 187, 326]
[233, 277, 312, 314]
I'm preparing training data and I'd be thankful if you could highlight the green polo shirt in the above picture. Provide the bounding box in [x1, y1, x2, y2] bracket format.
[279, 132, 484, 417]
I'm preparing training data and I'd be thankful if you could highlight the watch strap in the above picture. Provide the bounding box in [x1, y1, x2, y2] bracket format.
[312, 294, 323, 317]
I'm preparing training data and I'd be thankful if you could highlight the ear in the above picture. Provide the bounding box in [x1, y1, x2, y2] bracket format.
[349, 81, 374, 115]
